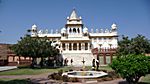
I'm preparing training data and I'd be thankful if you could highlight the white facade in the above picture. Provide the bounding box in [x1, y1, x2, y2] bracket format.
[31, 9, 118, 66]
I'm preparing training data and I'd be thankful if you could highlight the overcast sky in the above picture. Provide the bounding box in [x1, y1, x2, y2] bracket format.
[0, 0, 150, 44]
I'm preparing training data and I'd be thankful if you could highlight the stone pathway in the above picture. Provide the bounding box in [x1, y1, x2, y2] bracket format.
[0, 66, 17, 71]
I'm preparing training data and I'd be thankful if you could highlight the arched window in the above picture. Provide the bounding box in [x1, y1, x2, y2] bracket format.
[62, 43, 65, 50]
[85, 43, 88, 50]
[73, 28, 76, 33]
[77, 28, 80, 33]
[69, 28, 72, 33]
[79, 43, 81, 50]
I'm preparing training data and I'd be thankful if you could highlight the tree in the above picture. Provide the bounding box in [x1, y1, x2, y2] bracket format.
[110, 54, 150, 84]
[111, 34, 150, 83]
[117, 34, 150, 56]
[38, 37, 59, 67]
[11, 35, 59, 68]
[130, 35, 150, 54]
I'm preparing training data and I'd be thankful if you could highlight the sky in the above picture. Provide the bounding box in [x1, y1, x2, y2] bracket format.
[0, 0, 150, 44]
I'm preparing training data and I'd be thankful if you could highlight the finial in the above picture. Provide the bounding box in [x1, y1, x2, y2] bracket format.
[45, 29, 48, 34]
[73, 7, 76, 10]
[32, 24, 37, 28]
[96, 29, 99, 33]
[56, 29, 58, 34]
[51, 29, 53, 34]
[79, 16, 82, 19]
[105, 29, 109, 33]
[70, 8, 78, 19]
[91, 28, 94, 33]
[100, 29, 103, 33]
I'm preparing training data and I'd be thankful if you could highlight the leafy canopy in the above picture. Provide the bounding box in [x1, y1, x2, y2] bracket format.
[110, 54, 150, 83]
[11, 35, 59, 58]
[117, 34, 150, 56]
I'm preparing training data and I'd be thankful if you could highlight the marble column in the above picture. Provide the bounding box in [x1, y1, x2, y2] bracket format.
[71, 43, 73, 50]
[88, 43, 90, 50]
[68, 28, 69, 34]
[65, 43, 67, 51]
[77, 43, 79, 50]
[81, 43, 83, 50]
[80, 28, 82, 34]
[81, 43, 85, 50]
[67, 43, 69, 51]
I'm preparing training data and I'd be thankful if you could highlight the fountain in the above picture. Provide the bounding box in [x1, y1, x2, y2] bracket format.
[62, 71, 108, 78]
[62, 57, 108, 79]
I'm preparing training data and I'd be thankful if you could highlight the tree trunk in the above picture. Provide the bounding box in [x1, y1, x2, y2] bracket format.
[40, 57, 44, 68]
[31, 57, 36, 68]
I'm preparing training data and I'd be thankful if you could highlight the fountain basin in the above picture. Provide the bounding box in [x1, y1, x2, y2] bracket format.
[62, 71, 108, 78]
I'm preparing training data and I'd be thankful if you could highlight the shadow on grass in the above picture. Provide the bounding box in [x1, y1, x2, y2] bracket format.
[119, 81, 150, 84]
[0, 79, 31, 84]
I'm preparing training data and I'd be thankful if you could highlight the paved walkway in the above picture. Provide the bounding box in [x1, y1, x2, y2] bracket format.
[0, 66, 17, 71]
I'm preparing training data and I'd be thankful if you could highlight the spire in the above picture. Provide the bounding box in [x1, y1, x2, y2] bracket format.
[70, 9, 78, 19]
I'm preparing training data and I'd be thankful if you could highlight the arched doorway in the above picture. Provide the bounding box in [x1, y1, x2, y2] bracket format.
[73, 43, 77, 50]
[69, 43, 71, 50]
[85, 43, 88, 50]
[73, 28, 76, 33]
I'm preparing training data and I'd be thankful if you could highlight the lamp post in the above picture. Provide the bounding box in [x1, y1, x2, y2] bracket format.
[82, 57, 85, 70]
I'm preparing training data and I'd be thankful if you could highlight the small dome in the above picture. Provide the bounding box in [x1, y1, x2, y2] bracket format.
[61, 27, 66, 34]
[111, 23, 117, 30]
[83, 27, 88, 34]
[32, 24, 37, 30]
[105, 29, 109, 33]
[79, 16, 82, 19]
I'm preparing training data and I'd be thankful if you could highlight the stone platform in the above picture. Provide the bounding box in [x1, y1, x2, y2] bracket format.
[62, 52, 95, 66]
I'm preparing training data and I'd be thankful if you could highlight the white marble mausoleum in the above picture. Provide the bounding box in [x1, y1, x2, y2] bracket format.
[30, 9, 118, 66]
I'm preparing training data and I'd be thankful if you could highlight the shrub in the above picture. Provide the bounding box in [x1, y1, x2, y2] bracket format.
[69, 69, 73, 71]
[110, 54, 150, 84]
[54, 73, 62, 80]
[62, 75, 69, 82]
[58, 69, 63, 76]
[107, 71, 120, 79]
[69, 77, 79, 82]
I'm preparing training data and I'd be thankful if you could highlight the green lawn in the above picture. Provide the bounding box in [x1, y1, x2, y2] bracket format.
[140, 74, 150, 83]
[99, 65, 113, 71]
[0, 66, 72, 75]
[0, 66, 112, 75]
[0, 79, 31, 84]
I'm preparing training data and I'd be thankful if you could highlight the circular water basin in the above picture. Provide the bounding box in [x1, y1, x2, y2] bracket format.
[62, 71, 108, 78]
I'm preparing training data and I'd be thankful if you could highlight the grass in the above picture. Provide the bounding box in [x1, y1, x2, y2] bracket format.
[140, 74, 150, 83]
[0, 79, 31, 84]
[0, 66, 112, 75]
[99, 65, 113, 71]
[0, 66, 72, 75]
